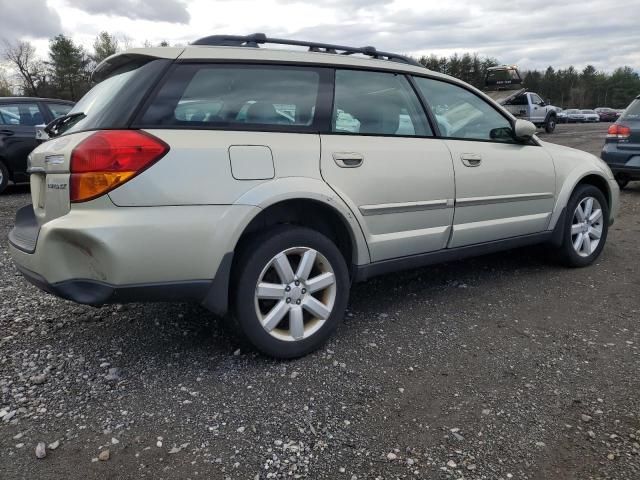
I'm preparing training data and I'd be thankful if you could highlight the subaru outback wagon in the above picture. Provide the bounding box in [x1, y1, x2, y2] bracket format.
[9, 34, 619, 358]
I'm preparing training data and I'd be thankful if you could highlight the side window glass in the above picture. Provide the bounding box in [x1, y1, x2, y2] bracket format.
[0, 103, 42, 126]
[48, 103, 73, 119]
[332, 70, 431, 136]
[531, 94, 543, 105]
[413, 77, 514, 142]
[140, 65, 320, 129]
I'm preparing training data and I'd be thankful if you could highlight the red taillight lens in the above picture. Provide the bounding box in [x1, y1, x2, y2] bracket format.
[607, 124, 631, 140]
[70, 130, 168, 202]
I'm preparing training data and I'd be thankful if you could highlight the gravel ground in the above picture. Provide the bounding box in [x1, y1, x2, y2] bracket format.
[1, 123, 638, 479]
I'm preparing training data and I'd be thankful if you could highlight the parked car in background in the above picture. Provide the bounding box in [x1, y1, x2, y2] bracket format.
[0, 97, 74, 193]
[557, 109, 568, 123]
[8, 34, 619, 358]
[581, 110, 600, 122]
[565, 109, 586, 123]
[595, 107, 619, 122]
[601, 95, 640, 189]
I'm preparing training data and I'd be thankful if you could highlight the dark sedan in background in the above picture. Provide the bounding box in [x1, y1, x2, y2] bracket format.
[601, 95, 640, 189]
[595, 107, 620, 122]
[0, 97, 74, 193]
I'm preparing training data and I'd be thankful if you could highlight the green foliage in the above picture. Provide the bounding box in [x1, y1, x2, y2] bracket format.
[48, 34, 91, 101]
[93, 32, 119, 64]
[523, 65, 640, 108]
[417, 53, 499, 89]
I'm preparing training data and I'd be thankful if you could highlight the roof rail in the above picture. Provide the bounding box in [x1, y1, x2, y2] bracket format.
[191, 33, 423, 67]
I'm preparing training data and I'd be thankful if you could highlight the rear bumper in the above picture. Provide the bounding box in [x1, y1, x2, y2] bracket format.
[601, 145, 640, 178]
[9, 202, 259, 314]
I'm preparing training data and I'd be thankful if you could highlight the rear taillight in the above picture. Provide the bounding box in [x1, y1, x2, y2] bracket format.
[70, 130, 168, 202]
[607, 124, 631, 141]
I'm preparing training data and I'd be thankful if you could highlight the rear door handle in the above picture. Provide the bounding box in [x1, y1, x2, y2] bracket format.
[461, 153, 482, 167]
[0, 129, 15, 136]
[333, 152, 364, 168]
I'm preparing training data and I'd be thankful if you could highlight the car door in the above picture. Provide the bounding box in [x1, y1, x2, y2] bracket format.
[529, 93, 546, 123]
[320, 69, 455, 262]
[0, 101, 42, 182]
[412, 77, 556, 248]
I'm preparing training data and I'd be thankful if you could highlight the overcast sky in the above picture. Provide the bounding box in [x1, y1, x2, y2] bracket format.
[1, 0, 639, 72]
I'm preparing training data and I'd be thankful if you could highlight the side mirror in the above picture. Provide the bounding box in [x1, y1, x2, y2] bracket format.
[35, 125, 49, 141]
[514, 119, 536, 140]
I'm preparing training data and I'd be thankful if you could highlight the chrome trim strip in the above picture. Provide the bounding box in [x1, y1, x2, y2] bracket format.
[456, 192, 554, 207]
[27, 167, 46, 174]
[360, 199, 451, 216]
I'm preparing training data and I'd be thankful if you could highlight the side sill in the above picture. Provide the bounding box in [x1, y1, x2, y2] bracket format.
[354, 231, 553, 282]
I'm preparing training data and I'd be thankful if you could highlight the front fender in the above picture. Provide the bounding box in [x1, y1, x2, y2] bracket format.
[234, 177, 370, 265]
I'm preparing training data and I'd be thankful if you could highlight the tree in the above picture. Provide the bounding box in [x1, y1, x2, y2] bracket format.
[1, 39, 46, 96]
[48, 34, 90, 100]
[0, 67, 12, 96]
[93, 31, 119, 64]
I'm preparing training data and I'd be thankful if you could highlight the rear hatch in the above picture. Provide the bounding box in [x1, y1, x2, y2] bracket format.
[617, 98, 640, 151]
[10, 51, 180, 252]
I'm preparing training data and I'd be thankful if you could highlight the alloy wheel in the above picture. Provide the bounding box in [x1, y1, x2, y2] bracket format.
[254, 247, 337, 342]
[571, 196, 604, 257]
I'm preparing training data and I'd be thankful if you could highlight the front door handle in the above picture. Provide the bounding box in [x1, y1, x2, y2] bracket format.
[461, 153, 482, 167]
[0, 129, 15, 136]
[333, 152, 364, 168]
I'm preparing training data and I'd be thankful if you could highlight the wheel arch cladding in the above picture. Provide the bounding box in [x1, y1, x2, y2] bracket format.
[549, 171, 611, 230]
[576, 174, 611, 209]
[233, 198, 357, 277]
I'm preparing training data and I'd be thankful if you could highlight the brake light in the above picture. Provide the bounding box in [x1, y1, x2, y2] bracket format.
[70, 130, 168, 202]
[607, 124, 631, 140]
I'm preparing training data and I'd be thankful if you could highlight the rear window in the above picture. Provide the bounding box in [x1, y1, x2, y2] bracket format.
[138, 64, 322, 130]
[56, 58, 170, 136]
[621, 99, 640, 121]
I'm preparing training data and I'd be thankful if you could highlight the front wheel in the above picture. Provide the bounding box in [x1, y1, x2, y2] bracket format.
[232, 226, 350, 358]
[545, 116, 557, 133]
[558, 184, 609, 267]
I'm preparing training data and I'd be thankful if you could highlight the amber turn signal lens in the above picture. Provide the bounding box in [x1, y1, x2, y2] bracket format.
[70, 172, 136, 203]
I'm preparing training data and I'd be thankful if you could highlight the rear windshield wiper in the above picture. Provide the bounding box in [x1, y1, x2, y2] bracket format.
[44, 112, 86, 138]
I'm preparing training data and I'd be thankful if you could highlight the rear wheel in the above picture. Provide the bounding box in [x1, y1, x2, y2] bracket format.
[232, 226, 350, 358]
[0, 161, 9, 194]
[545, 115, 557, 133]
[558, 184, 609, 267]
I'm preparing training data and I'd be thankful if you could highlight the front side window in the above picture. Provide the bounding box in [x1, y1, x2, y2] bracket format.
[139, 65, 321, 129]
[332, 70, 431, 136]
[0, 103, 42, 126]
[530, 94, 544, 105]
[414, 77, 514, 142]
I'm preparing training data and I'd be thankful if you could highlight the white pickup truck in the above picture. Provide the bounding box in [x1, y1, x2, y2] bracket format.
[484, 65, 558, 134]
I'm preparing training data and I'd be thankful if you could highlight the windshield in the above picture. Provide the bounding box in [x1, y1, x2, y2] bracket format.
[581, 110, 595, 114]
[620, 99, 640, 121]
[56, 58, 170, 136]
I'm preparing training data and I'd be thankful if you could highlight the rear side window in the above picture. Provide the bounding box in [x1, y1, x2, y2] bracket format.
[332, 70, 431, 136]
[139, 65, 323, 130]
[0, 103, 42, 126]
[621, 99, 640, 121]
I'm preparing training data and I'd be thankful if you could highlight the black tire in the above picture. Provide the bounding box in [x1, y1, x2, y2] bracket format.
[232, 225, 350, 359]
[0, 161, 8, 194]
[615, 176, 629, 189]
[545, 115, 557, 133]
[558, 184, 609, 267]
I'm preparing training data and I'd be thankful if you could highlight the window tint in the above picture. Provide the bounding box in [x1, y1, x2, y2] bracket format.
[413, 77, 514, 142]
[332, 70, 431, 136]
[621, 99, 640, 121]
[140, 65, 321, 129]
[0, 103, 42, 126]
[47, 103, 73, 119]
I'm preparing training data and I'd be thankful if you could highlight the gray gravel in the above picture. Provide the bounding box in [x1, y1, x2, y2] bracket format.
[1, 123, 639, 479]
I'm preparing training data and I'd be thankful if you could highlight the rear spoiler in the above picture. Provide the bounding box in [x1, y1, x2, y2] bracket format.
[92, 48, 184, 83]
